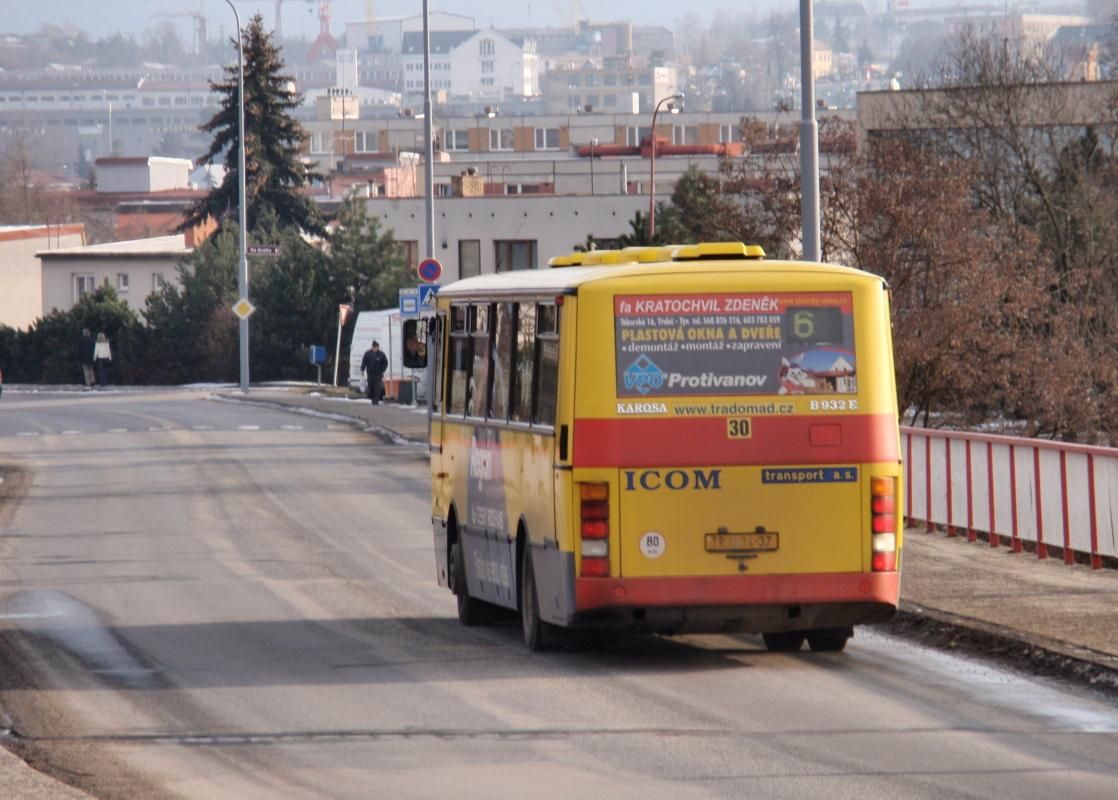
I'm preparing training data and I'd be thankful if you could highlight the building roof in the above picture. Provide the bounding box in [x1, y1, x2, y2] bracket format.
[0, 223, 85, 242]
[37, 233, 189, 259]
[401, 30, 477, 55]
[94, 156, 194, 168]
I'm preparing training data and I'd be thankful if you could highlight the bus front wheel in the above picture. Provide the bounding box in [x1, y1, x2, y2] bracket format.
[451, 542, 484, 626]
[520, 547, 552, 652]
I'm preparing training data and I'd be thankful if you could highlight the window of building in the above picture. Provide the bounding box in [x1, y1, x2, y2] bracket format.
[584, 73, 598, 87]
[459, 240, 481, 278]
[627, 126, 651, 146]
[719, 123, 741, 143]
[354, 130, 375, 152]
[604, 94, 617, 107]
[152, 273, 165, 291]
[604, 73, 618, 86]
[443, 128, 469, 151]
[534, 127, 560, 150]
[481, 60, 494, 73]
[310, 132, 326, 153]
[674, 125, 699, 145]
[158, 96, 171, 106]
[494, 240, 537, 272]
[489, 128, 513, 151]
[480, 39, 495, 56]
[397, 240, 419, 270]
[481, 77, 495, 86]
[73, 274, 95, 302]
[142, 97, 155, 107]
[117, 273, 129, 292]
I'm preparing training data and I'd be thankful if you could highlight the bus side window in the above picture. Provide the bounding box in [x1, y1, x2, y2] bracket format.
[489, 302, 514, 421]
[467, 304, 491, 418]
[511, 303, 536, 423]
[446, 304, 469, 416]
[534, 303, 559, 427]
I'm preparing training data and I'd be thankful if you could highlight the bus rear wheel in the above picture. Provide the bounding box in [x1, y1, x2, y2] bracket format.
[520, 547, 552, 652]
[806, 628, 852, 652]
[451, 541, 484, 626]
[762, 632, 806, 652]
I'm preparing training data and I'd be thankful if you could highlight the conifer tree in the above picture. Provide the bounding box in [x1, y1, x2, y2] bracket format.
[180, 14, 324, 236]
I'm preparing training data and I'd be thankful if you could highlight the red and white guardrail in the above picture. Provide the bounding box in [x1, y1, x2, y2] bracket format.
[901, 427, 1118, 569]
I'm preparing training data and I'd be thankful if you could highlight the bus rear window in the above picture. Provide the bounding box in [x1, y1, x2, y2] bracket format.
[614, 292, 856, 397]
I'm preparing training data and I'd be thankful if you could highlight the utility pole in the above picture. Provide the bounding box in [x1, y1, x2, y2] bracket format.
[222, 0, 250, 392]
[799, 0, 821, 262]
[422, 0, 435, 261]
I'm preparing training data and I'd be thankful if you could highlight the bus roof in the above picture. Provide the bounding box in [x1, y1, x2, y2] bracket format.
[437, 243, 883, 298]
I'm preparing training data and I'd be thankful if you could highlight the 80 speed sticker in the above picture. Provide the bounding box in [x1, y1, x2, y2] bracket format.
[640, 532, 666, 559]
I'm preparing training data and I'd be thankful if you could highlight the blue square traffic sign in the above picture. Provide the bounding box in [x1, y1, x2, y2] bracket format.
[419, 284, 439, 309]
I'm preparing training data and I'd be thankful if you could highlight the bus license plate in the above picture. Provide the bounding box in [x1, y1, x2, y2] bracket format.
[705, 532, 779, 552]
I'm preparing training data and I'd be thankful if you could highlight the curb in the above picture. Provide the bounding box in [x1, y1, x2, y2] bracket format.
[210, 393, 428, 447]
[875, 603, 1118, 699]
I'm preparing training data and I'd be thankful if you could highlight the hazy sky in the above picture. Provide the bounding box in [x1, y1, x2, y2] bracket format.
[5, 1, 790, 43]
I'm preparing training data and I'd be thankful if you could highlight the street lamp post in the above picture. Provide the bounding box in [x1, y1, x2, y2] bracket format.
[221, 0, 250, 393]
[648, 92, 683, 240]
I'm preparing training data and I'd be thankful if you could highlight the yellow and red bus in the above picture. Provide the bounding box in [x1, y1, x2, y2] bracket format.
[408, 242, 901, 651]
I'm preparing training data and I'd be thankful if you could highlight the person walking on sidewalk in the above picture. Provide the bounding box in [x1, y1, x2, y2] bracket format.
[360, 341, 388, 405]
[78, 328, 96, 388]
[93, 332, 113, 387]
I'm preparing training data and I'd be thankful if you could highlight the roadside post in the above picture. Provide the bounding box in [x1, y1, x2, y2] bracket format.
[333, 303, 354, 387]
[308, 345, 326, 386]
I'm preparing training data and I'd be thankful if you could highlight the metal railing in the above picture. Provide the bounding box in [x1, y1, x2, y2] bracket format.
[901, 427, 1118, 569]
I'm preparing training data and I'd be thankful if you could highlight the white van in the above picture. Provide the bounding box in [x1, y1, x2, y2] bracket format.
[347, 309, 426, 401]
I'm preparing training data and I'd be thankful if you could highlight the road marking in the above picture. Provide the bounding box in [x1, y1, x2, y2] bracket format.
[148, 426, 172, 432]
[106, 428, 128, 433]
[61, 430, 81, 435]
[17, 432, 40, 437]
[238, 425, 260, 431]
[192, 425, 215, 431]
[281, 425, 304, 431]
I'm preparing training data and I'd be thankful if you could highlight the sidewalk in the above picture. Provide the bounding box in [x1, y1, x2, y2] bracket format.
[224, 387, 1118, 692]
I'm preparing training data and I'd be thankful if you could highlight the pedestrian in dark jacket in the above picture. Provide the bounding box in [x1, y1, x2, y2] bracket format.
[360, 341, 389, 405]
[78, 329, 96, 388]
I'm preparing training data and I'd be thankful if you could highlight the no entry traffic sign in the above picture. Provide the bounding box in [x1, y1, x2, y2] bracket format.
[417, 257, 443, 283]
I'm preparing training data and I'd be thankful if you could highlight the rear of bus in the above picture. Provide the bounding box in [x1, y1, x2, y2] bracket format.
[566, 247, 901, 650]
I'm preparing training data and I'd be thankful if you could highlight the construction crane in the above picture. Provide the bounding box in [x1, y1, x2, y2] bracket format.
[549, 0, 586, 27]
[154, 0, 208, 56]
[243, 0, 335, 61]
[306, 0, 338, 62]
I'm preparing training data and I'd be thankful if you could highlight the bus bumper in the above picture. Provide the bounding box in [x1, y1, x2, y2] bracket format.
[572, 571, 900, 634]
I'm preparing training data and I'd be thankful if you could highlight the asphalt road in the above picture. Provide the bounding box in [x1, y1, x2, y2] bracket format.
[0, 389, 1115, 799]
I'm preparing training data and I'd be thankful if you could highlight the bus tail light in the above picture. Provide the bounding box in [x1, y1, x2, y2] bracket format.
[579, 483, 610, 577]
[871, 476, 897, 572]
